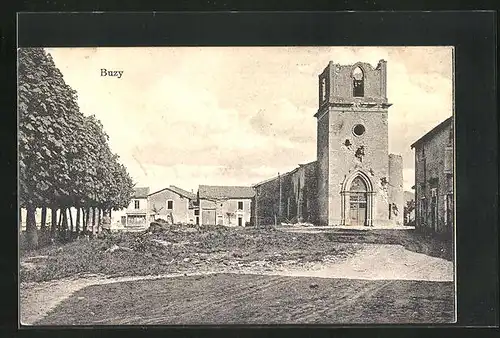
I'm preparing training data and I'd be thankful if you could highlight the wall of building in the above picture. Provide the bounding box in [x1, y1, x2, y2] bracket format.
[214, 199, 252, 226]
[326, 106, 391, 225]
[148, 189, 192, 224]
[199, 199, 216, 225]
[252, 176, 281, 226]
[316, 111, 330, 226]
[253, 162, 317, 226]
[127, 197, 148, 213]
[316, 60, 397, 226]
[388, 154, 404, 225]
[326, 61, 387, 103]
[414, 123, 454, 234]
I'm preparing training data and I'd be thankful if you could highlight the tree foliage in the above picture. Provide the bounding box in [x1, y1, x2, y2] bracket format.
[19, 48, 135, 248]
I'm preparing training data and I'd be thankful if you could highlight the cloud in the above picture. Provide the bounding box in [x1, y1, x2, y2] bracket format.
[45, 47, 452, 192]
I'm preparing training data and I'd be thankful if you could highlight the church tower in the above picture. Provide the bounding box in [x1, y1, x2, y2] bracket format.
[315, 60, 403, 226]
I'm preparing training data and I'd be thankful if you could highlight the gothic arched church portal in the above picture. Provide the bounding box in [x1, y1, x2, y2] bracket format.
[252, 60, 404, 227]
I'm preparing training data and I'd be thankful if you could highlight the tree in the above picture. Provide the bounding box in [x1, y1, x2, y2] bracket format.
[19, 48, 81, 247]
[404, 199, 416, 225]
[226, 212, 235, 225]
[151, 203, 164, 221]
[19, 48, 135, 247]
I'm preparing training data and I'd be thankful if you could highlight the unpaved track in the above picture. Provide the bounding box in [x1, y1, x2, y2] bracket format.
[20, 243, 454, 325]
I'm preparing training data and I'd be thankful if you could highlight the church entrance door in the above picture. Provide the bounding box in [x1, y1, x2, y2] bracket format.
[349, 192, 367, 226]
[348, 176, 369, 226]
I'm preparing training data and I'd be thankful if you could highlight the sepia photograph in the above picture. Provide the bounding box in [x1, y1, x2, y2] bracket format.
[19, 46, 455, 325]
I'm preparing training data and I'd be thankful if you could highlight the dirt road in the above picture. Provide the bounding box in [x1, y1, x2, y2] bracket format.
[21, 243, 454, 325]
[37, 273, 454, 325]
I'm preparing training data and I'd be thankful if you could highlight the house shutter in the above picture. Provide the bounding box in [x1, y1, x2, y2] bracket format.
[444, 146, 453, 174]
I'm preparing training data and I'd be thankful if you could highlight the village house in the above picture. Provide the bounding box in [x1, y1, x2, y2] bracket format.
[148, 185, 198, 225]
[411, 116, 454, 234]
[198, 185, 254, 226]
[124, 187, 150, 228]
[252, 60, 404, 227]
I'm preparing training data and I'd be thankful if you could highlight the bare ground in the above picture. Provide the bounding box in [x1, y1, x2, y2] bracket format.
[21, 242, 454, 325]
[36, 274, 454, 325]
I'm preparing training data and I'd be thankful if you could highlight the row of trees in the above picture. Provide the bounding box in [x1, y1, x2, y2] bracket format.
[19, 48, 135, 249]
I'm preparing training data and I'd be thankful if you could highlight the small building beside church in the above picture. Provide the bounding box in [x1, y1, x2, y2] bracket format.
[411, 116, 454, 234]
[198, 185, 254, 226]
[252, 161, 318, 226]
[252, 60, 404, 227]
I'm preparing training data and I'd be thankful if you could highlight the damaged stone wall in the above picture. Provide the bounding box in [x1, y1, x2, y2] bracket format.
[287, 162, 318, 224]
[388, 154, 404, 225]
[316, 111, 330, 226]
[316, 60, 396, 226]
[413, 119, 454, 234]
[325, 60, 388, 104]
[252, 161, 318, 226]
[327, 106, 391, 225]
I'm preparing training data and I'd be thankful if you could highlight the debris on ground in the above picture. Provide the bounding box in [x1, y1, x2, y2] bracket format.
[19, 224, 452, 283]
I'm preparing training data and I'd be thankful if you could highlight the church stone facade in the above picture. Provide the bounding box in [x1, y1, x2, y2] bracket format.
[252, 60, 404, 227]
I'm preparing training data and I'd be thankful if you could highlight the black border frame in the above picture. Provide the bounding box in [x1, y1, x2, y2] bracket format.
[4, 9, 498, 337]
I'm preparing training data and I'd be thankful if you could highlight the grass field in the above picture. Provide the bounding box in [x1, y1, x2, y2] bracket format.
[37, 273, 455, 325]
[20, 225, 453, 283]
[21, 225, 454, 325]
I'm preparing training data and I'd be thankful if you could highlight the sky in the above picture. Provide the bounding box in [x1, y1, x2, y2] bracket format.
[45, 46, 453, 193]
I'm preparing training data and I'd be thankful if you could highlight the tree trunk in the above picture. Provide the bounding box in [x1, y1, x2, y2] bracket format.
[84, 207, 90, 234]
[25, 205, 38, 249]
[69, 208, 74, 237]
[40, 207, 47, 233]
[91, 207, 96, 235]
[58, 209, 63, 232]
[62, 208, 68, 239]
[97, 208, 102, 234]
[76, 207, 81, 236]
[51, 208, 57, 238]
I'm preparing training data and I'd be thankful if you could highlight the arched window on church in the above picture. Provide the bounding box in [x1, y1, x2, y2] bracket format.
[353, 67, 364, 97]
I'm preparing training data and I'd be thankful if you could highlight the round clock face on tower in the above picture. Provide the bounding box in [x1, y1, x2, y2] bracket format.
[353, 124, 366, 137]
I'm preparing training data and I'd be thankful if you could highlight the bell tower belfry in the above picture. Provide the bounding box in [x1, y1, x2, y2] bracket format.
[315, 60, 401, 226]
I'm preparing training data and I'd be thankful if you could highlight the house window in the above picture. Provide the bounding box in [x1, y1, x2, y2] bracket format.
[167, 200, 173, 210]
[238, 201, 244, 210]
[194, 209, 200, 216]
[353, 67, 364, 97]
[134, 200, 140, 209]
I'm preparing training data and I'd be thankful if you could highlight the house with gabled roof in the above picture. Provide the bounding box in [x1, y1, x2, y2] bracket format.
[125, 187, 150, 228]
[148, 185, 198, 225]
[411, 116, 454, 234]
[198, 185, 255, 226]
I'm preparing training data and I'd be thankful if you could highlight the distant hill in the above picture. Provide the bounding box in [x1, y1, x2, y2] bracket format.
[404, 191, 415, 203]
